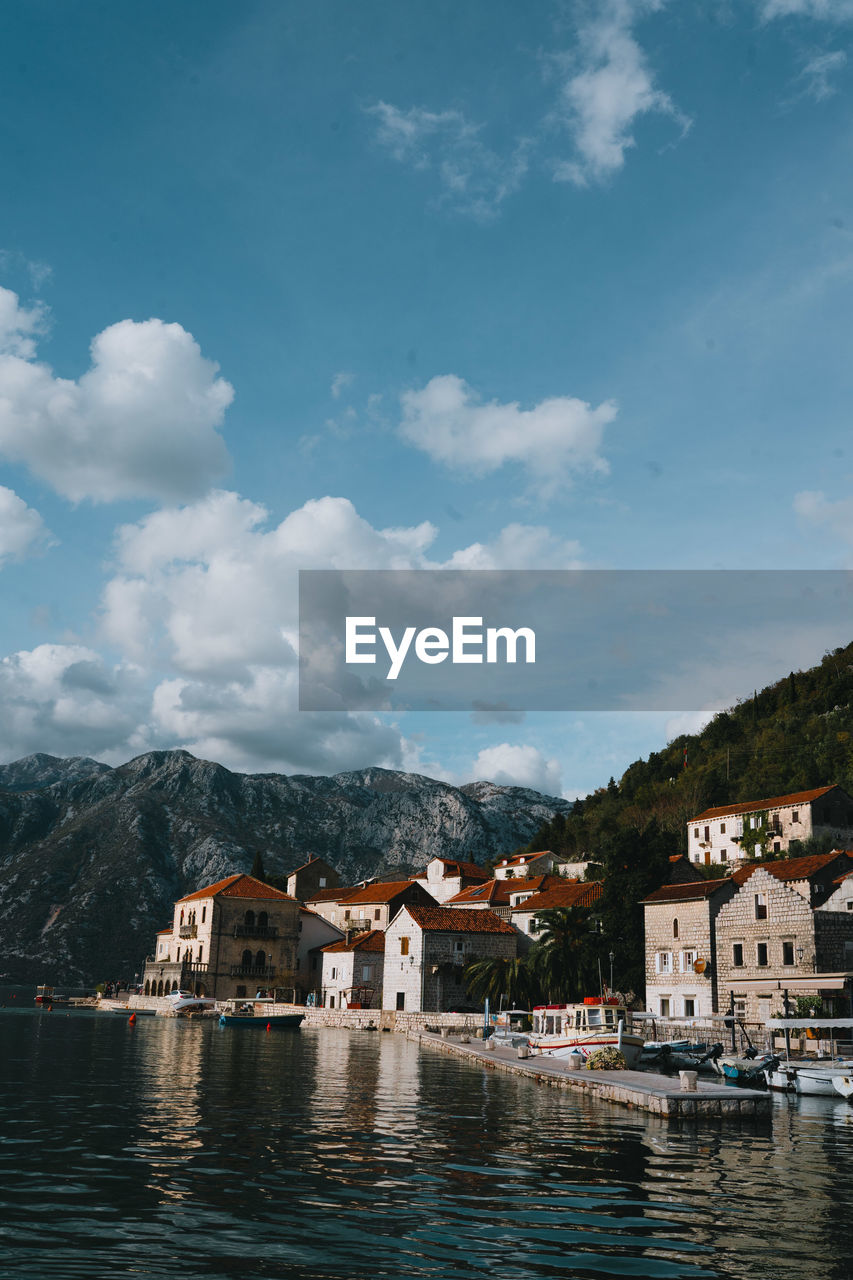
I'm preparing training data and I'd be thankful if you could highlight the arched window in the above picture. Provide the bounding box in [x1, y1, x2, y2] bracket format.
[180, 909, 184, 925]
[144, 980, 150, 996]
[258, 911, 268, 929]
[244, 909, 255, 929]
[197, 946, 203, 963]
[255, 949, 266, 969]
[157, 980, 164, 997]
[673, 918, 679, 939]
[242, 949, 253, 968]
[201, 906, 206, 923]
[171, 980, 179, 993]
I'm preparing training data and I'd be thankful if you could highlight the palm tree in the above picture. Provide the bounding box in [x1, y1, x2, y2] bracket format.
[464, 955, 537, 1009]
[529, 907, 597, 1002]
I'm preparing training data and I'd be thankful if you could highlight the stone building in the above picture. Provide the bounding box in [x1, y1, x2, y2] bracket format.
[511, 880, 603, 942]
[382, 905, 516, 1013]
[642, 879, 737, 1018]
[493, 851, 557, 880]
[320, 930, 385, 1009]
[715, 851, 853, 1022]
[414, 856, 490, 904]
[304, 879, 435, 930]
[687, 785, 853, 866]
[141, 874, 301, 1001]
[296, 907, 344, 1002]
[445, 874, 567, 920]
[285, 855, 340, 902]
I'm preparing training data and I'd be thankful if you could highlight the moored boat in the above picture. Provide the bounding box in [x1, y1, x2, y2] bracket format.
[832, 1075, 853, 1100]
[218, 1002, 304, 1028]
[528, 997, 644, 1067]
[166, 991, 217, 1015]
[488, 1009, 531, 1049]
[720, 1053, 778, 1084]
[766, 1060, 853, 1096]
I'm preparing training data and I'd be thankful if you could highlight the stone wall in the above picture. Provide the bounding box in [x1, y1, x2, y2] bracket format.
[643, 897, 722, 1017]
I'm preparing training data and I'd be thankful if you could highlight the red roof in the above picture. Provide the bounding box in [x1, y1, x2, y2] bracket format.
[642, 879, 733, 904]
[833, 868, 853, 885]
[156, 928, 172, 935]
[731, 850, 853, 886]
[321, 929, 386, 954]
[401, 905, 516, 934]
[446, 873, 565, 907]
[496, 850, 553, 868]
[423, 857, 490, 879]
[691, 785, 837, 822]
[304, 886, 358, 903]
[336, 880, 425, 905]
[512, 882, 603, 912]
[176, 874, 296, 904]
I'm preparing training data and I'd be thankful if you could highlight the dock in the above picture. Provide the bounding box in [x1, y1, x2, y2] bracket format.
[410, 1031, 771, 1119]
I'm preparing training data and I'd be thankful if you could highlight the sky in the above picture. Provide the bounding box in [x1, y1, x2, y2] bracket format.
[1, 0, 853, 798]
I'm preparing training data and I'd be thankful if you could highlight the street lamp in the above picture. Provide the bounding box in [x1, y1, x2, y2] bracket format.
[608, 951, 615, 993]
[796, 946, 804, 963]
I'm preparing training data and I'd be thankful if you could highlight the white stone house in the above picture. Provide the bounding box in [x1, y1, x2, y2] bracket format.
[642, 879, 737, 1019]
[493, 851, 557, 880]
[382, 904, 516, 1013]
[511, 881, 603, 942]
[446, 874, 567, 921]
[715, 850, 853, 1022]
[320, 930, 385, 1009]
[687, 785, 853, 866]
[415, 856, 490, 904]
[297, 908, 344, 1000]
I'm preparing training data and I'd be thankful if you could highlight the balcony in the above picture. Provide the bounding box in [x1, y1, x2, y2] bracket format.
[232, 924, 279, 939]
[229, 964, 276, 979]
[179, 925, 197, 939]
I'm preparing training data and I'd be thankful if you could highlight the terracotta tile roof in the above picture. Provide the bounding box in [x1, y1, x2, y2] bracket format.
[642, 879, 732, 904]
[304, 886, 358, 904]
[691, 785, 837, 823]
[496, 850, 553, 868]
[731, 850, 853, 886]
[321, 929, 386, 954]
[833, 867, 853, 885]
[446, 873, 564, 907]
[177, 874, 296, 903]
[401, 905, 516, 934]
[512, 882, 603, 912]
[156, 928, 172, 934]
[285, 856, 334, 875]
[338, 880, 425, 905]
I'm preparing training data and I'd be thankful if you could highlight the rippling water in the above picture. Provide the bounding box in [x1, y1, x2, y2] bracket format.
[1, 998, 851, 1280]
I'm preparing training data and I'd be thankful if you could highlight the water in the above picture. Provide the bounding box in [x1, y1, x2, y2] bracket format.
[1, 997, 852, 1280]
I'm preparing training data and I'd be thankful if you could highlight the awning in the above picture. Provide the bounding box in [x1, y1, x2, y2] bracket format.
[727, 974, 851, 993]
[767, 1018, 853, 1029]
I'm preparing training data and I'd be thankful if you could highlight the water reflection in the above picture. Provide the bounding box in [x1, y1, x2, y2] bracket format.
[0, 1005, 851, 1279]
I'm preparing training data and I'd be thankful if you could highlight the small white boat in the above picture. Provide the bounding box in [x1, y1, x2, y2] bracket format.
[766, 1060, 853, 1096]
[832, 1075, 853, 1100]
[488, 1009, 531, 1049]
[528, 998, 644, 1067]
[166, 990, 216, 1014]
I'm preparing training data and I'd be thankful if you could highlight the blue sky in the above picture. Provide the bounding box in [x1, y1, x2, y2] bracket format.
[2, 0, 853, 797]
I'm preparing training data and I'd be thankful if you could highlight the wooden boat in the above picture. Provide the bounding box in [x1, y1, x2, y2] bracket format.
[720, 1053, 778, 1084]
[766, 1060, 853, 1095]
[528, 998, 644, 1067]
[34, 985, 68, 1004]
[218, 1002, 304, 1028]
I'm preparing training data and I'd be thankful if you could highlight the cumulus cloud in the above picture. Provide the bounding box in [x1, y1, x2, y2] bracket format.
[0, 486, 52, 565]
[551, 0, 691, 187]
[0, 288, 233, 503]
[794, 489, 853, 545]
[442, 523, 585, 569]
[471, 743, 563, 796]
[399, 374, 616, 494]
[366, 101, 530, 219]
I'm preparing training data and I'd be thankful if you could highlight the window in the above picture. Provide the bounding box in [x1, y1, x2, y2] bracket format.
[330, 967, 336, 980]
[673, 918, 679, 939]
[201, 907, 206, 923]
[754, 893, 767, 921]
[733, 943, 744, 967]
[756, 942, 768, 967]
[693, 855, 701, 863]
[374, 909, 381, 920]
[319, 876, 327, 888]
[362, 966, 371, 982]
[329, 995, 335, 1008]
[782, 941, 794, 966]
[400, 936, 409, 956]
[656, 952, 672, 974]
[721, 849, 727, 863]
[683, 998, 695, 1017]
[847, 900, 853, 911]
[792, 811, 799, 823]
[704, 826, 710, 841]
[680, 950, 695, 972]
[454, 940, 465, 952]
[694, 828, 699, 839]
[773, 842, 781, 854]
[660, 998, 670, 1017]
[720, 823, 726, 834]
[396, 992, 405, 1011]
[734, 998, 746, 1018]
[344, 910, 351, 920]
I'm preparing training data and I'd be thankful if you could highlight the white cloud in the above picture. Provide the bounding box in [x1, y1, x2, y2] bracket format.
[0, 486, 51, 565]
[399, 374, 616, 494]
[442, 523, 585, 569]
[366, 101, 530, 219]
[0, 285, 47, 358]
[794, 489, 853, 545]
[0, 289, 233, 503]
[471, 743, 563, 796]
[759, 0, 853, 19]
[331, 371, 354, 399]
[796, 49, 847, 99]
[551, 0, 691, 187]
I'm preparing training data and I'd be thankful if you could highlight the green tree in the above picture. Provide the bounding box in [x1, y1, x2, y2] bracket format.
[529, 907, 597, 1002]
[464, 955, 538, 1009]
[250, 850, 268, 882]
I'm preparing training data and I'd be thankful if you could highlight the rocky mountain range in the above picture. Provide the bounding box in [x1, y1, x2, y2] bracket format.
[0, 749, 570, 984]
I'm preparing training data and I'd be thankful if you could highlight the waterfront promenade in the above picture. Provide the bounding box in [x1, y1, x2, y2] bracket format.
[410, 1029, 771, 1119]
